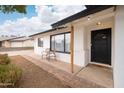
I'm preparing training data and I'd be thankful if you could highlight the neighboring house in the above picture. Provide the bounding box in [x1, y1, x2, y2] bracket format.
[0, 36, 34, 48]
[10, 37, 34, 47]
[30, 6, 124, 87]
[0, 37, 18, 47]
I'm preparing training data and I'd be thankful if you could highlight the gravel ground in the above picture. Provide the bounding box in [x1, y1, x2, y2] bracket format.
[10, 56, 70, 88]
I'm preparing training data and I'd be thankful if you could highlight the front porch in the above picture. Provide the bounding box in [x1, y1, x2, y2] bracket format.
[42, 58, 113, 87]
[22, 53, 114, 88]
[77, 64, 113, 87]
[36, 57, 113, 87]
[0, 50, 113, 87]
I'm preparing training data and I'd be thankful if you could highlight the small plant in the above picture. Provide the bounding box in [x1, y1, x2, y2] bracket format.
[0, 64, 22, 86]
[0, 54, 10, 65]
[0, 54, 22, 87]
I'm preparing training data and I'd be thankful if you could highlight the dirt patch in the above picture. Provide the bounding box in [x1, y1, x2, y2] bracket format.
[10, 56, 70, 88]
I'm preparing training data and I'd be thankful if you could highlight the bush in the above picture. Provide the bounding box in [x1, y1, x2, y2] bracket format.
[0, 54, 10, 65]
[0, 54, 22, 87]
[0, 64, 22, 87]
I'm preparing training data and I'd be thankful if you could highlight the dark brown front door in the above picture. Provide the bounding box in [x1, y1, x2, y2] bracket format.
[91, 28, 111, 65]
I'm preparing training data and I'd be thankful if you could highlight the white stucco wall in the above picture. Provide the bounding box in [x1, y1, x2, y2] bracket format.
[73, 23, 87, 66]
[56, 53, 70, 63]
[114, 6, 124, 88]
[34, 38, 44, 55]
[23, 40, 34, 47]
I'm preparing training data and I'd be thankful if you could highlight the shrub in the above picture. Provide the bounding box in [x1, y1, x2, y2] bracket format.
[0, 64, 22, 87]
[0, 54, 10, 65]
[0, 54, 22, 87]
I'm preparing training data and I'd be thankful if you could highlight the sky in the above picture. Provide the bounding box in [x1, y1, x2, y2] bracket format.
[0, 5, 86, 36]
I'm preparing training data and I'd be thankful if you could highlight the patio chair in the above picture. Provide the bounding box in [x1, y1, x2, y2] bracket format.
[41, 48, 56, 60]
[41, 48, 49, 59]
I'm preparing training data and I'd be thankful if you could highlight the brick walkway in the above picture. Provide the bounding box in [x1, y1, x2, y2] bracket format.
[22, 55, 104, 88]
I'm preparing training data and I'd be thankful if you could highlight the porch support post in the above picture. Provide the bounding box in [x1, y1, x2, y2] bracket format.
[70, 25, 74, 73]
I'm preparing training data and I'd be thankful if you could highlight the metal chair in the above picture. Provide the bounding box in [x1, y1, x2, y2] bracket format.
[41, 48, 50, 59]
[41, 48, 56, 60]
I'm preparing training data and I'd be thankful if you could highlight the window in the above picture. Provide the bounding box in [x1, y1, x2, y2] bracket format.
[65, 33, 70, 52]
[50, 32, 70, 53]
[55, 34, 64, 52]
[51, 36, 55, 50]
[38, 38, 43, 47]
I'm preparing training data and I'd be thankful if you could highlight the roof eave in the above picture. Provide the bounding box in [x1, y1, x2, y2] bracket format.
[29, 26, 67, 37]
[51, 5, 115, 28]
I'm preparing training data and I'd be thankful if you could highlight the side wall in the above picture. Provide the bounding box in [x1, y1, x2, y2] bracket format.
[23, 40, 34, 47]
[114, 6, 124, 88]
[34, 36, 50, 55]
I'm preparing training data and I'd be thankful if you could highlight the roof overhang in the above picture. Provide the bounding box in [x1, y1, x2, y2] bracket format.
[0, 36, 25, 42]
[29, 26, 67, 37]
[29, 5, 115, 37]
[51, 5, 115, 28]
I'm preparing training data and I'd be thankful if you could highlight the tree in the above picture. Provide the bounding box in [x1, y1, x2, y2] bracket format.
[0, 5, 27, 14]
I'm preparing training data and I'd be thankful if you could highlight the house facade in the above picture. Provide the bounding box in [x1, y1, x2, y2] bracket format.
[30, 6, 124, 88]
[10, 37, 34, 47]
[0, 37, 17, 47]
[0, 36, 34, 48]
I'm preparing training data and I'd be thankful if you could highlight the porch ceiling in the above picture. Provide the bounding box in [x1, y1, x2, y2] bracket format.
[70, 7, 115, 27]
[51, 6, 115, 28]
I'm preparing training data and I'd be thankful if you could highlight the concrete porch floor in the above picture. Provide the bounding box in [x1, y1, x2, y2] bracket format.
[0, 50, 113, 87]
[76, 64, 113, 87]
[23, 54, 82, 74]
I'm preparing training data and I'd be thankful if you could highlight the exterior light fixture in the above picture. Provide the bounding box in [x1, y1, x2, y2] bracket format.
[97, 22, 101, 25]
[88, 17, 90, 20]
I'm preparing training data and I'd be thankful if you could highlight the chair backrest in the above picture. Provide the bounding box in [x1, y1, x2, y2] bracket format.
[45, 48, 50, 53]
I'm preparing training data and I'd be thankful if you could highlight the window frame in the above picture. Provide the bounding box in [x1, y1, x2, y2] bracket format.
[65, 33, 71, 53]
[50, 32, 71, 54]
[38, 38, 43, 47]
